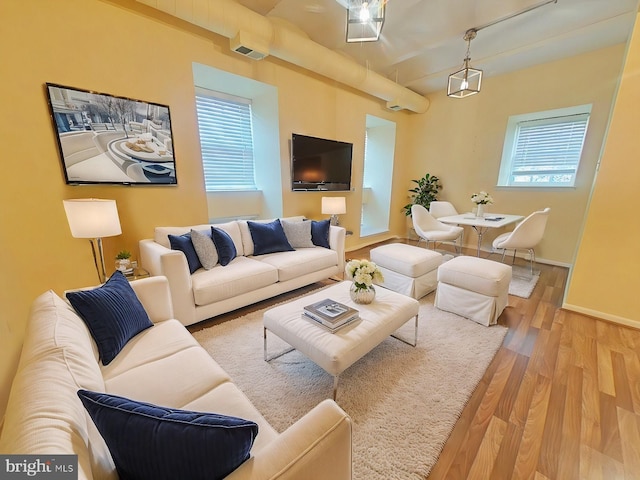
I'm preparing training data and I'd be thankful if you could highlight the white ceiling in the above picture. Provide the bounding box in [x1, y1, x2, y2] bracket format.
[234, 0, 638, 95]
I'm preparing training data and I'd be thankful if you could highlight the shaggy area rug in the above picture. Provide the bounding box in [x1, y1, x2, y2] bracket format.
[192, 289, 507, 479]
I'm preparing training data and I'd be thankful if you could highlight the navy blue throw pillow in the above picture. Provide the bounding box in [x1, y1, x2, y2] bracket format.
[248, 219, 294, 256]
[168, 233, 202, 274]
[66, 271, 153, 365]
[211, 227, 237, 266]
[311, 219, 331, 248]
[77, 389, 258, 480]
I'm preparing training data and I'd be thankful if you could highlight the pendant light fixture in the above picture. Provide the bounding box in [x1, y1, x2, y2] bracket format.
[346, 0, 386, 43]
[447, 29, 482, 98]
[446, 0, 557, 98]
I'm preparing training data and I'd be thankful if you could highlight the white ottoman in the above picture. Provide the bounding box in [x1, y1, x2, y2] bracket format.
[263, 281, 420, 399]
[370, 244, 443, 299]
[435, 256, 512, 326]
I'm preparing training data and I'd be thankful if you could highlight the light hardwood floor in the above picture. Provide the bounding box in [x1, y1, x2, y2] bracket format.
[348, 239, 640, 480]
[191, 238, 640, 479]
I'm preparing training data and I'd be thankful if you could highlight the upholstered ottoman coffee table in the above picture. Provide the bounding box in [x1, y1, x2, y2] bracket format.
[263, 282, 420, 400]
[435, 255, 512, 326]
[370, 243, 443, 299]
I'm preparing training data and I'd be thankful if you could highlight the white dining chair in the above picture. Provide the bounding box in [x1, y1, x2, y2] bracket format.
[411, 204, 464, 254]
[429, 201, 458, 219]
[491, 207, 551, 276]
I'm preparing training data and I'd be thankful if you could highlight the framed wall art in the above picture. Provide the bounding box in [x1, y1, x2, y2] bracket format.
[45, 83, 177, 185]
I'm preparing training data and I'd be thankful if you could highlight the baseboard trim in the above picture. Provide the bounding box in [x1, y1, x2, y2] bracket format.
[481, 249, 571, 268]
[346, 234, 401, 253]
[562, 303, 640, 330]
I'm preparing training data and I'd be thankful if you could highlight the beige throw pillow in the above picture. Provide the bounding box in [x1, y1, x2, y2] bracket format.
[281, 220, 315, 248]
[190, 229, 218, 269]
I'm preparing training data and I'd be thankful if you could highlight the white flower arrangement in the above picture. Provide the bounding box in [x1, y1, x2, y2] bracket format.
[345, 259, 384, 291]
[471, 191, 494, 205]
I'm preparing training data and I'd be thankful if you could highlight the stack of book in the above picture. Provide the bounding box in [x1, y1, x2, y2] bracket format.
[303, 299, 359, 333]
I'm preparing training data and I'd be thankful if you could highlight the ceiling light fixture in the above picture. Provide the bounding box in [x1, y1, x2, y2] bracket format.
[346, 0, 385, 43]
[447, 0, 558, 98]
[447, 29, 482, 99]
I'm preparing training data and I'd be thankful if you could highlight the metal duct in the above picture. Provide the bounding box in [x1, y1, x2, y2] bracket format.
[135, 0, 429, 113]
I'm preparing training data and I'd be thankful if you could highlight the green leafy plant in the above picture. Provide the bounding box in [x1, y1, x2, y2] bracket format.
[403, 173, 442, 216]
[116, 250, 131, 260]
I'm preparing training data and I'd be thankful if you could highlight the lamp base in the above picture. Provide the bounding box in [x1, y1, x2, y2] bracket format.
[89, 238, 108, 284]
[330, 214, 340, 226]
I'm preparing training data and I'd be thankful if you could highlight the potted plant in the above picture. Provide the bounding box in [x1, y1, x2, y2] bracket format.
[115, 250, 132, 272]
[403, 173, 442, 216]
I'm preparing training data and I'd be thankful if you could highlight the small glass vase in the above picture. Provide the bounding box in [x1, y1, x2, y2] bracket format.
[476, 204, 485, 218]
[350, 283, 376, 305]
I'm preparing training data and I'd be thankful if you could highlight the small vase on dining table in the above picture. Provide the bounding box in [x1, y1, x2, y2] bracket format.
[476, 204, 485, 218]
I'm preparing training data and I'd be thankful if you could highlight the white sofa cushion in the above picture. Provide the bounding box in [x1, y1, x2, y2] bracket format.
[104, 347, 234, 412]
[101, 319, 215, 380]
[183, 382, 280, 453]
[192, 256, 279, 305]
[257, 248, 339, 283]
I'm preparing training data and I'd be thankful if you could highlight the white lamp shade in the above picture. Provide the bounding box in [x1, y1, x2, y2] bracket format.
[63, 199, 122, 239]
[322, 197, 347, 215]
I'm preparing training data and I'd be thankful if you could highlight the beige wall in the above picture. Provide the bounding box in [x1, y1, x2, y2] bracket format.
[405, 45, 625, 264]
[565, 12, 640, 327]
[0, 0, 408, 421]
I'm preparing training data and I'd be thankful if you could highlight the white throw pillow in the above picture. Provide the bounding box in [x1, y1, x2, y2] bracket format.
[190, 229, 218, 270]
[281, 220, 315, 248]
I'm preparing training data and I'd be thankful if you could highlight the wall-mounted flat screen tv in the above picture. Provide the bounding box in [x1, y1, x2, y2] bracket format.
[45, 83, 177, 185]
[291, 133, 353, 191]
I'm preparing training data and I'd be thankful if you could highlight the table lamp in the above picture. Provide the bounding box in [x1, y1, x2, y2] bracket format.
[63, 199, 122, 283]
[322, 197, 346, 226]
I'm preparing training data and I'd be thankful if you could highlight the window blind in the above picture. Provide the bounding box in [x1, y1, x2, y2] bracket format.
[509, 113, 589, 186]
[195, 92, 256, 191]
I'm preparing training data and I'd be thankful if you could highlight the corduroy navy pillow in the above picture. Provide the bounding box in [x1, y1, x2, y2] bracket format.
[77, 389, 258, 480]
[168, 233, 202, 274]
[66, 271, 153, 365]
[311, 219, 331, 248]
[211, 227, 237, 266]
[248, 219, 294, 256]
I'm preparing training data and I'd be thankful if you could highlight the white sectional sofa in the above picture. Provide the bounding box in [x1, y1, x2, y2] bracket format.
[0, 275, 352, 480]
[139, 217, 346, 326]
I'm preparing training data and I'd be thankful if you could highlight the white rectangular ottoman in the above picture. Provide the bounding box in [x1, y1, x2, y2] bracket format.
[263, 282, 420, 399]
[435, 255, 512, 326]
[370, 243, 443, 299]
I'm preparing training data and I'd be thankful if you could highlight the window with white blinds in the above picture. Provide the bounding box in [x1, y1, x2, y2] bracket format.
[498, 105, 591, 187]
[195, 89, 256, 191]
